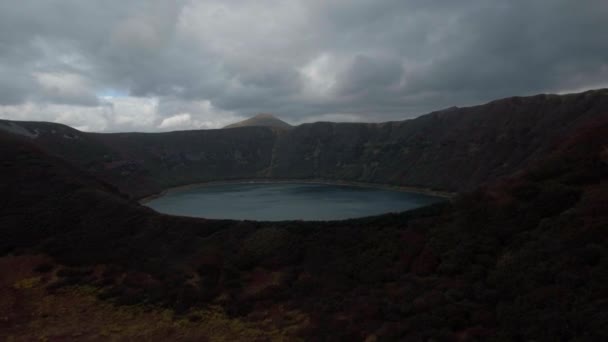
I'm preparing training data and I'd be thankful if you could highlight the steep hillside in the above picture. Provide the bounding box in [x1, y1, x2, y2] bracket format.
[1, 90, 606, 199]
[1, 100, 607, 340]
[0, 121, 279, 198]
[271, 91, 608, 190]
[224, 113, 292, 129]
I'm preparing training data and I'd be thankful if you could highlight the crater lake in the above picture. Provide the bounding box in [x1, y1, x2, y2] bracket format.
[145, 182, 444, 221]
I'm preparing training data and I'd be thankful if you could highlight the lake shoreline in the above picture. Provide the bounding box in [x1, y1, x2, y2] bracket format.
[138, 178, 455, 204]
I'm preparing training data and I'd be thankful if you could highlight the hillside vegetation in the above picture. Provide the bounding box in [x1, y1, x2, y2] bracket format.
[1, 90, 607, 340]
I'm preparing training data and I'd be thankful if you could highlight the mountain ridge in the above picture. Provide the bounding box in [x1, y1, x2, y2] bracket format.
[2, 89, 606, 199]
[223, 113, 292, 129]
[1, 99, 607, 340]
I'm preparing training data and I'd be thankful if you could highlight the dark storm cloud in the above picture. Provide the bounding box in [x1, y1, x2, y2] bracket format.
[401, 1, 608, 96]
[0, 0, 607, 131]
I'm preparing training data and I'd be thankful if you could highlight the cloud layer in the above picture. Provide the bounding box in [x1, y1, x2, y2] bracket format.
[1, 0, 607, 131]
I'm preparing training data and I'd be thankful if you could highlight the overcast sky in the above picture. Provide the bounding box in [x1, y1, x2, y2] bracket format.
[0, 0, 607, 132]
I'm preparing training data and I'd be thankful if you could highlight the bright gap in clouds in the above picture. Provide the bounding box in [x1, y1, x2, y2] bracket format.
[0, 97, 243, 132]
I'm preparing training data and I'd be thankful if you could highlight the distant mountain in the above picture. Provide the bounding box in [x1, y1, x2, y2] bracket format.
[224, 113, 292, 129]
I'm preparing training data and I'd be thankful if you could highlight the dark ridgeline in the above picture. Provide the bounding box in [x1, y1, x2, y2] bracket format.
[2, 89, 606, 200]
[0, 89, 607, 340]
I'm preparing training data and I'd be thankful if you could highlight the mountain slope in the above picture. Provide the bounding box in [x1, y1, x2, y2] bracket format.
[1, 90, 606, 199]
[0, 103, 607, 340]
[223, 113, 292, 129]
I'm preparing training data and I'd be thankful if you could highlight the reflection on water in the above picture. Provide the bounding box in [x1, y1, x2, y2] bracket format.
[145, 183, 442, 221]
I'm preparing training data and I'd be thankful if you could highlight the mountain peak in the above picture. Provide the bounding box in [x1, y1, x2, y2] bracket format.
[224, 113, 292, 129]
[251, 113, 277, 119]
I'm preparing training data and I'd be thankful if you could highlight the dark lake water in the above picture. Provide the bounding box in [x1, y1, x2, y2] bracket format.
[145, 183, 443, 221]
